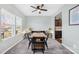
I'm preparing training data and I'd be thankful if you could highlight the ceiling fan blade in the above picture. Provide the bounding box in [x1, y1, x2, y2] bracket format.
[40, 9, 47, 11]
[32, 10, 37, 12]
[30, 6, 36, 9]
[41, 4, 44, 8]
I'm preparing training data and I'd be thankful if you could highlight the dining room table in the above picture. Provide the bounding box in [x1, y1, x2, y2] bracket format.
[31, 32, 47, 38]
[30, 32, 47, 53]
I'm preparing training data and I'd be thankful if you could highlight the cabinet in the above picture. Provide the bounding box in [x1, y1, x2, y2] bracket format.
[55, 31, 62, 43]
[55, 18, 62, 43]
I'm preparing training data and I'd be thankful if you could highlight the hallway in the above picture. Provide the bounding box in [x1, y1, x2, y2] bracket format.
[5, 38, 73, 54]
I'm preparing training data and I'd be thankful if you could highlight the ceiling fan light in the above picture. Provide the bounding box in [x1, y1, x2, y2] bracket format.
[38, 10, 40, 12]
[31, 4, 47, 14]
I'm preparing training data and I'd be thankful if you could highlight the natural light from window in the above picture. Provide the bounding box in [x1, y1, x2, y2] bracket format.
[0, 8, 22, 41]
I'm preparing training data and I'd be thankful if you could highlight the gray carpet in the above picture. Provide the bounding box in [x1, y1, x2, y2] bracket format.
[5, 38, 73, 54]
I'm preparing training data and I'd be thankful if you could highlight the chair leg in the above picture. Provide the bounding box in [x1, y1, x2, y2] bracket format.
[23, 37, 26, 40]
[28, 41, 31, 49]
[42, 50, 44, 54]
[44, 41, 48, 49]
[33, 50, 35, 54]
[23, 36, 27, 40]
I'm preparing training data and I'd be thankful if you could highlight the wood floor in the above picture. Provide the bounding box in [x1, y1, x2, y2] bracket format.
[5, 38, 73, 54]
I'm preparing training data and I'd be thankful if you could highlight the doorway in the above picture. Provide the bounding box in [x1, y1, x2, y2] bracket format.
[55, 13, 62, 43]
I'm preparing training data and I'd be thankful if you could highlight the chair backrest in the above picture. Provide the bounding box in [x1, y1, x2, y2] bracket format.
[23, 33, 27, 39]
[43, 32, 49, 41]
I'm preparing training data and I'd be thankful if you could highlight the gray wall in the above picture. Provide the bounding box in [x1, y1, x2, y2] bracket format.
[25, 16, 52, 31]
[52, 4, 79, 53]
[62, 4, 79, 53]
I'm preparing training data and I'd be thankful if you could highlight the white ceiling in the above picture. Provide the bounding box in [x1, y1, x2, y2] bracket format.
[14, 4, 63, 16]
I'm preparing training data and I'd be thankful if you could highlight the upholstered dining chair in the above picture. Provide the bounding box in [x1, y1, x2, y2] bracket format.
[31, 37, 45, 54]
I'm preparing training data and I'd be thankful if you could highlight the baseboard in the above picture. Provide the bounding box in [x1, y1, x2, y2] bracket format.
[2, 39, 23, 54]
[62, 43, 77, 54]
[2, 34, 23, 54]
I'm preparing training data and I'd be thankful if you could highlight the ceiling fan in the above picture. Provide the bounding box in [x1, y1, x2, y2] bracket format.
[30, 4, 47, 14]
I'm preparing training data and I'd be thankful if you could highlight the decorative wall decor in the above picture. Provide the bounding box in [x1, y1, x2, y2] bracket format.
[69, 5, 79, 25]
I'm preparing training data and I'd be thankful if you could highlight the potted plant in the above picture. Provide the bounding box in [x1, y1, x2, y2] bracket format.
[29, 27, 32, 32]
[48, 28, 52, 33]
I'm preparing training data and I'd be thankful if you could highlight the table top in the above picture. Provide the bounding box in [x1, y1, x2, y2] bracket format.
[31, 33, 47, 38]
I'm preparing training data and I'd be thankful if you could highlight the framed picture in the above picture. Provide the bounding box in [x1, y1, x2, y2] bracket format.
[69, 5, 79, 25]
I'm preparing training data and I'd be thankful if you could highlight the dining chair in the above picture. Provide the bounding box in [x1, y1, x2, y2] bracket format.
[23, 32, 32, 49]
[31, 37, 45, 54]
[43, 31, 49, 49]
[27, 33, 32, 49]
[23, 33, 27, 40]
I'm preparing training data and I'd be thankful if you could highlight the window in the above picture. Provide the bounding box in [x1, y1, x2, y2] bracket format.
[0, 8, 22, 40]
[16, 16, 22, 34]
[0, 9, 16, 40]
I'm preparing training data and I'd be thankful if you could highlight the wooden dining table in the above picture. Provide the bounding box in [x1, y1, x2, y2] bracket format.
[30, 32, 47, 53]
[31, 32, 47, 38]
